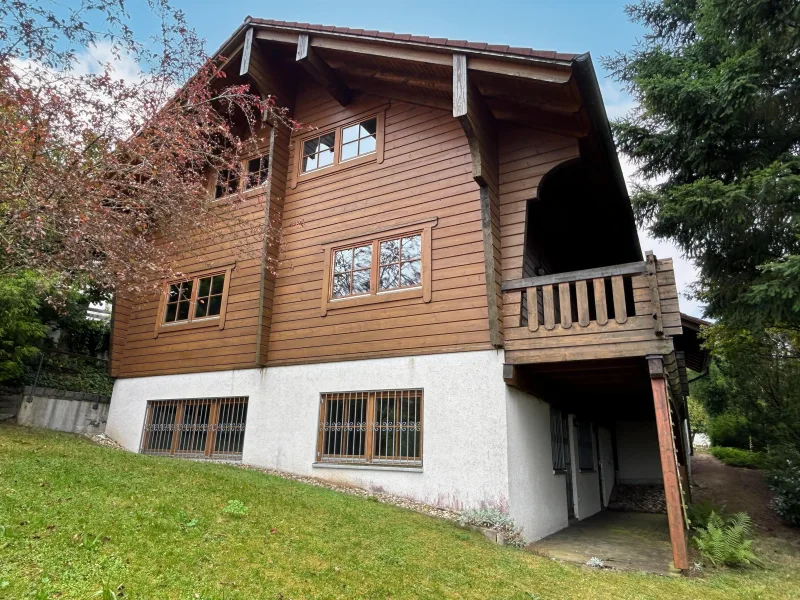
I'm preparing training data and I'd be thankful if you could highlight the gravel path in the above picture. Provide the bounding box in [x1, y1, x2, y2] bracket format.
[691, 452, 794, 538]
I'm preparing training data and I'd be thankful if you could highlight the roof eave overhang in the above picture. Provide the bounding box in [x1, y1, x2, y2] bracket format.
[571, 52, 643, 261]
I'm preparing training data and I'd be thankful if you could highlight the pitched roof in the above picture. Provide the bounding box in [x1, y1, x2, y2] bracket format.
[247, 17, 579, 63]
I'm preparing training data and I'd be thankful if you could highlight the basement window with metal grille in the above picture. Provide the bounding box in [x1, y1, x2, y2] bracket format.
[550, 407, 570, 473]
[316, 389, 423, 468]
[140, 397, 248, 460]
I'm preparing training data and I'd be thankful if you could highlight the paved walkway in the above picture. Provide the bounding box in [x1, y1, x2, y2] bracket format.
[530, 511, 678, 575]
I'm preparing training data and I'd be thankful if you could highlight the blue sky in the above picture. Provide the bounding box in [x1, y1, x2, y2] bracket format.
[124, 0, 703, 316]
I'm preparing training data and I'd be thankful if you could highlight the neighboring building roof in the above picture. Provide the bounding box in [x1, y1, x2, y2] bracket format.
[247, 17, 579, 63]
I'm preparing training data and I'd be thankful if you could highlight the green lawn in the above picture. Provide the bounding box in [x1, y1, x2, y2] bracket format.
[1, 424, 799, 599]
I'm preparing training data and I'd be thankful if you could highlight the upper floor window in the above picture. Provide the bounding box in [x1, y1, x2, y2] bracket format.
[292, 106, 387, 188]
[154, 264, 234, 337]
[340, 117, 377, 161]
[301, 132, 335, 173]
[320, 220, 435, 316]
[214, 152, 269, 199]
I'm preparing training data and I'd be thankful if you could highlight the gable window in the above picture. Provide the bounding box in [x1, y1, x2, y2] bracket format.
[245, 155, 269, 189]
[576, 421, 595, 471]
[319, 219, 435, 316]
[316, 389, 423, 467]
[301, 132, 335, 173]
[154, 263, 234, 337]
[213, 152, 269, 199]
[214, 169, 239, 199]
[292, 105, 386, 187]
[341, 117, 377, 161]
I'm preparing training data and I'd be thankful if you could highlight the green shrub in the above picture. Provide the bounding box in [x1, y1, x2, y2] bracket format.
[458, 507, 525, 548]
[693, 511, 761, 567]
[222, 499, 248, 517]
[766, 450, 800, 526]
[708, 413, 751, 449]
[709, 446, 766, 469]
[687, 500, 725, 530]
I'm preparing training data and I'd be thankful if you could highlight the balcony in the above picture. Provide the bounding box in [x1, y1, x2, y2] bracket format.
[501, 253, 681, 365]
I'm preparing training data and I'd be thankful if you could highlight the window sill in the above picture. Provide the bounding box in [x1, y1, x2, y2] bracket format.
[295, 152, 377, 187]
[325, 286, 423, 314]
[312, 462, 423, 473]
[155, 316, 221, 337]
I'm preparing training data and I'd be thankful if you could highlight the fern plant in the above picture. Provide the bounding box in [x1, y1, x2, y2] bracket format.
[693, 511, 761, 567]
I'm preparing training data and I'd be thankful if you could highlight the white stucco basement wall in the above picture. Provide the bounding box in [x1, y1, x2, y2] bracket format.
[107, 349, 514, 512]
[616, 421, 663, 485]
[597, 426, 615, 507]
[505, 387, 568, 541]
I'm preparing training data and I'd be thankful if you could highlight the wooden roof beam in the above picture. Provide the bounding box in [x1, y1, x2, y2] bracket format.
[254, 28, 572, 84]
[296, 33, 352, 106]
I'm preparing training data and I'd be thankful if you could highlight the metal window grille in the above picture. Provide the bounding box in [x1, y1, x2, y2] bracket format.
[140, 397, 248, 460]
[550, 408, 570, 472]
[317, 389, 423, 467]
[576, 421, 595, 470]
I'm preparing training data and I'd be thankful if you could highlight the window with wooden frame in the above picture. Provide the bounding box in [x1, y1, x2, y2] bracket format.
[213, 151, 270, 199]
[153, 263, 234, 337]
[316, 389, 423, 468]
[140, 397, 248, 460]
[292, 105, 386, 187]
[550, 407, 570, 473]
[320, 219, 435, 316]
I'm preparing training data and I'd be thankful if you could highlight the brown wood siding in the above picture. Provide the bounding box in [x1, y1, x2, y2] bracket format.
[109, 294, 132, 377]
[499, 126, 579, 329]
[257, 123, 291, 364]
[265, 86, 492, 366]
[116, 189, 268, 378]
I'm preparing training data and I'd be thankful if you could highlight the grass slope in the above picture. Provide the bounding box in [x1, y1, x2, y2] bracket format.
[1, 424, 798, 599]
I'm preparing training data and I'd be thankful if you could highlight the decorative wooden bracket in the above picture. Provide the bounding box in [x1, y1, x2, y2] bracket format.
[296, 34, 352, 106]
[238, 27, 254, 76]
[453, 53, 503, 348]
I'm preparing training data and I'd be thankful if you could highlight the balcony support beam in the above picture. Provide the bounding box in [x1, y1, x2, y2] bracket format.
[648, 355, 689, 571]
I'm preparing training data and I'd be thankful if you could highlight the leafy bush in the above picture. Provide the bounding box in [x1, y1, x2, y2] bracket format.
[693, 511, 760, 567]
[458, 507, 525, 548]
[709, 446, 766, 469]
[707, 413, 751, 449]
[222, 499, 248, 517]
[687, 500, 725, 530]
[766, 450, 800, 526]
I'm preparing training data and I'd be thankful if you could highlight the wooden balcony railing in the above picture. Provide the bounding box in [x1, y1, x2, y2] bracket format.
[501, 253, 682, 364]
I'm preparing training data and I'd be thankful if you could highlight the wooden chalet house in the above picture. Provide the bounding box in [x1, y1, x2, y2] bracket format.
[106, 17, 708, 569]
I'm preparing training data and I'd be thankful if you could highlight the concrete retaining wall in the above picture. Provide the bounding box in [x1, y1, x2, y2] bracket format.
[16, 386, 110, 434]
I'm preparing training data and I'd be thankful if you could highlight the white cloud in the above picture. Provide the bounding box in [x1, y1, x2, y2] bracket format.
[601, 80, 706, 319]
[71, 42, 144, 84]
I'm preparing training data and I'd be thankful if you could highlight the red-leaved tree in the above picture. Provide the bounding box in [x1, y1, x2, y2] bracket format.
[0, 0, 297, 297]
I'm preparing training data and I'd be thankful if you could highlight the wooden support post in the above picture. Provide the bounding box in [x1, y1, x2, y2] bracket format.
[648, 355, 689, 570]
[453, 53, 503, 348]
[296, 34, 352, 106]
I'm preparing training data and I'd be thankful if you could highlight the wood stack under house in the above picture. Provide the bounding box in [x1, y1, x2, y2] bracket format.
[106, 18, 709, 570]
